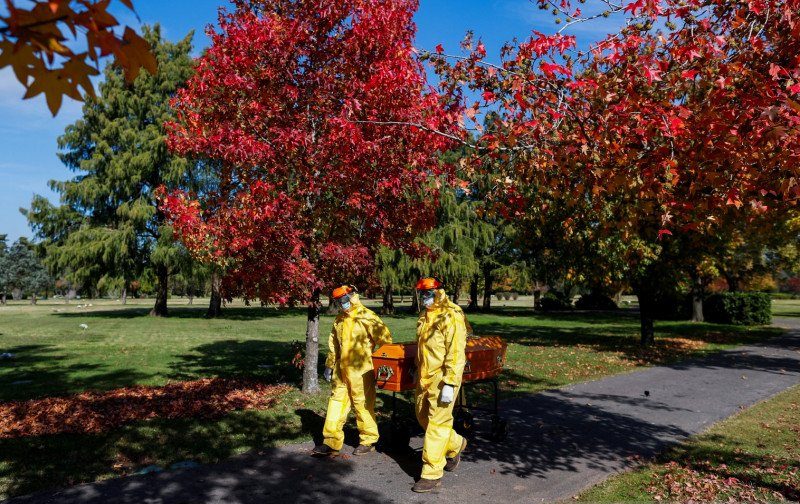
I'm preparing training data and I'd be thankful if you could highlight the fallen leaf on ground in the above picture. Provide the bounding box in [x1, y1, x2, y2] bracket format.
[0, 378, 290, 438]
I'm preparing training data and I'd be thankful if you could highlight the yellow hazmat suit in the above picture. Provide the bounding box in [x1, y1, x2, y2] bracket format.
[415, 288, 468, 480]
[322, 293, 392, 451]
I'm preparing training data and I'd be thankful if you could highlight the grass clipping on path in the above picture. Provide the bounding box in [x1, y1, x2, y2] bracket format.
[0, 378, 291, 438]
[579, 384, 800, 503]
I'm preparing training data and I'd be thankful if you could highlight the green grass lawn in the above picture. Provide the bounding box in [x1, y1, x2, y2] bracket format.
[578, 384, 800, 503]
[0, 297, 784, 499]
[772, 299, 800, 318]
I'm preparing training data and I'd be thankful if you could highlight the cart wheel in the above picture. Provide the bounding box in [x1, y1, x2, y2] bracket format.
[490, 416, 508, 441]
[453, 409, 474, 438]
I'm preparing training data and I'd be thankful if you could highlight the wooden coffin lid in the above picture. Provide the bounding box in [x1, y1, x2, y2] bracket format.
[373, 336, 506, 359]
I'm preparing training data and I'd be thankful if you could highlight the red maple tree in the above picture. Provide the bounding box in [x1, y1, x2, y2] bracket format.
[427, 0, 800, 344]
[161, 0, 458, 392]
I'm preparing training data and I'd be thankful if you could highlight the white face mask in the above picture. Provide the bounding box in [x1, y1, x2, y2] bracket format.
[420, 290, 435, 308]
[337, 293, 353, 312]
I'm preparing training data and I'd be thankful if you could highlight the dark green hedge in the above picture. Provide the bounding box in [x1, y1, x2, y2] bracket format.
[540, 291, 573, 311]
[704, 292, 772, 325]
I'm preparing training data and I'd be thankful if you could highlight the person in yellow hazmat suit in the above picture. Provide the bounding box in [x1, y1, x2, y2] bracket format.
[312, 285, 392, 457]
[411, 277, 469, 493]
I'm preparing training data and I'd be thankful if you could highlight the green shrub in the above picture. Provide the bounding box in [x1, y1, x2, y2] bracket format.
[540, 291, 573, 311]
[575, 293, 618, 310]
[704, 292, 772, 325]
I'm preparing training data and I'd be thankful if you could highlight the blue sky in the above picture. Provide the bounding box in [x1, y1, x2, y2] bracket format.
[0, 0, 623, 242]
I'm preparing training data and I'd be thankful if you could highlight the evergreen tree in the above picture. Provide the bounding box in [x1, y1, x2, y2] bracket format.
[1, 239, 52, 304]
[376, 246, 412, 315]
[418, 188, 482, 303]
[0, 235, 8, 304]
[24, 26, 199, 316]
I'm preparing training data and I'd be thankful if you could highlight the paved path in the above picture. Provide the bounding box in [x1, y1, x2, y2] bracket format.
[6, 318, 800, 504]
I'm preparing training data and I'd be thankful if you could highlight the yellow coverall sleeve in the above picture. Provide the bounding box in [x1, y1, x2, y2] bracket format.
[324, 328, 338, 370]
[367, 312, 393, 347]
[442, 310, 467, 386]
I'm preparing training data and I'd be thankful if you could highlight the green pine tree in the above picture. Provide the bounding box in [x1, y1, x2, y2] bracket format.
[24, 26, 200, 316]
[1, 239, 52, 304]
[376, 246, 413, 314]
[0, 234, 8, 304]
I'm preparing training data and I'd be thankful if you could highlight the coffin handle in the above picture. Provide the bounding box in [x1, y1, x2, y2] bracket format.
[376, 365, 394, 382]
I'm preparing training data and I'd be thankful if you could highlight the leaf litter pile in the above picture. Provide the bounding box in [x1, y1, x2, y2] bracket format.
[0, 378, 290, 438]
[646, 458, 800, 502]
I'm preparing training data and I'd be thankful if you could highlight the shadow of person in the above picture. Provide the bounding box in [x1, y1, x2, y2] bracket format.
[294, 408, 360, 450]
[372, 391, 424, 480]
[376, 437, 421, 480]
[295, 409, 326, 446]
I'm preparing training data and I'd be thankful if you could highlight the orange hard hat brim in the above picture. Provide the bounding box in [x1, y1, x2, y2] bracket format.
[332, 285, 354, 299]
[415, 278, 442, 290]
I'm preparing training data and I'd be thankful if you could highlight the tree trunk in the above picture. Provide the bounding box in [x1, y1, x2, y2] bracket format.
[150, 264, 169, 317]
[381, 284, 395, 315]
[533, 290, 542, 310]
[467, 276, 479, 311]
[451, 280, 461, 304]
[206, 269, 222, 318]
[689, 273, 704, 322]
[30, 293, 37, 305]
[188, 294, 194, 305]
[691, 293, 703, 322]
[482, 265, 493, 312]
[121, 285, 127, 305]
[636, 286, 655, 346]
[1, 293, 5, 305]
[302, 289, 322, 394]
[410, 289, 419, 313]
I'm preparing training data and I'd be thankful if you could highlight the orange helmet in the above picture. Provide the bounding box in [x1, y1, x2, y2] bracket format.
[332, 285, 354, 299]
[415, 277, 442, 290]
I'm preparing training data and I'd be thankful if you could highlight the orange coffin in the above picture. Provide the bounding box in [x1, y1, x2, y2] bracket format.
[372, 336, 507, 392]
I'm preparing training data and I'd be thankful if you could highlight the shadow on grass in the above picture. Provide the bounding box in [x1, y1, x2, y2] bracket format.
[167, 339, 304, 384]
[54, 306, 312, 320]
[471, 315, 781, 365]
[0, 344, 153, 402]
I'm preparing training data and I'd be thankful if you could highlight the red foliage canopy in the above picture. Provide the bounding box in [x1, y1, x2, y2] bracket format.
[429, 0, 800, 244]
[161, 0, 459, 304]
